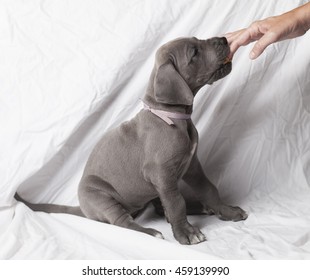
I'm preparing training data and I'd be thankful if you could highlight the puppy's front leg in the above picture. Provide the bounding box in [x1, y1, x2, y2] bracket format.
[156, 185, 206, 245]
[183, 153, 248, 221]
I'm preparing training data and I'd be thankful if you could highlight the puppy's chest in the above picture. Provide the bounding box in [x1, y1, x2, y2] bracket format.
[178, 122, 198, 178]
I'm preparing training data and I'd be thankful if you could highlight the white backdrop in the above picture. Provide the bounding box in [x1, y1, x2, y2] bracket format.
[1, 0, 310, 259]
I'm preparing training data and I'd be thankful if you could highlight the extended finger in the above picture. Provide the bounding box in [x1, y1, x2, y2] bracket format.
[228, 29, 255, 56]
[225, 29, 245, 44]
[250, 31, 278, 59]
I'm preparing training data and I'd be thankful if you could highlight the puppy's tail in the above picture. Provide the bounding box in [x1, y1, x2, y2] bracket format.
[14, 193, 85, 218]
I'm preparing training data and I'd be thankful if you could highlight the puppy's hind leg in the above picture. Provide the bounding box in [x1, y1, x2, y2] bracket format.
[78, 176, 164, 239]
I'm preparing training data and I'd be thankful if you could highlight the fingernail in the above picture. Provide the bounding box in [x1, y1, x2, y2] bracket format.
[249, 51, 256, 59]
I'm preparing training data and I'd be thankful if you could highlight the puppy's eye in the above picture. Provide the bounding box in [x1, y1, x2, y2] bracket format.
[192, 47, 199, 58]
[189, 47, 199, 64]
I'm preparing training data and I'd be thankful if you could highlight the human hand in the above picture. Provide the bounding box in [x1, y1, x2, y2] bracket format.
[226, 2, 310, 59]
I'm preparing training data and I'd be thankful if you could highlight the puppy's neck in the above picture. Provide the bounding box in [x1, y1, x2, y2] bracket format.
[142, 95, 193, 115]
[143, 70, 193, 115]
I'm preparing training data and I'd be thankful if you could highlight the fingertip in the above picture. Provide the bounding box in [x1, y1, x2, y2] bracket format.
[250, 45, 264, 59]
[229, 45, 239, 60]
[228, 52, 234, 61]
[251, 34, 274, 60]
[249, 51, 257, 59]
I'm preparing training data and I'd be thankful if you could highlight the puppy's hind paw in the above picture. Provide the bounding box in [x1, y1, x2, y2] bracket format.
[145, 228, 165, 239]
[154, 232, 165, 239]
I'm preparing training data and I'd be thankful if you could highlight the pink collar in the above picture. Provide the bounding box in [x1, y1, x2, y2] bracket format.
[142, 101, 191, 125]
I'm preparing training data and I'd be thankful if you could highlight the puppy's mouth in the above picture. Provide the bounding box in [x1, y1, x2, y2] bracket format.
[223, 57, 232, 65]
[207, 55, 232, 84]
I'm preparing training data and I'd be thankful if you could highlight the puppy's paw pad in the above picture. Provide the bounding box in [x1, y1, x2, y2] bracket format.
[217, 205, 248, 222]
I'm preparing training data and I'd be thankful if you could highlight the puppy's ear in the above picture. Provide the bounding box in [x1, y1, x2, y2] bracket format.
[154, 62, 193, 106]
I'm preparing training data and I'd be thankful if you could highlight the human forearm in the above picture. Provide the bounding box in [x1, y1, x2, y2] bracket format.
[293, 1, 310, 33]
[226, 2, 310, 59]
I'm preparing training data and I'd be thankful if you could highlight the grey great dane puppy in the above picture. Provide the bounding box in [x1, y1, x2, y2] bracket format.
[16, 37, 248, 245]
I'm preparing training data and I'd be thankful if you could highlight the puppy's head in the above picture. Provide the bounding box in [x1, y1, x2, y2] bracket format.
[153, 37, 232, 106]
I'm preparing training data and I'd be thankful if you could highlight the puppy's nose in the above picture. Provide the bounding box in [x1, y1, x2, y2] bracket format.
[219, 37, 228, 45]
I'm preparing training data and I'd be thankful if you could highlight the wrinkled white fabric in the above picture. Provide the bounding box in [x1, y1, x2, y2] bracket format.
[1, 0, 310, 259]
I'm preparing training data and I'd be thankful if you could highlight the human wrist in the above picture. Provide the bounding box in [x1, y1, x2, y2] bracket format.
[295, 2, 310, 32]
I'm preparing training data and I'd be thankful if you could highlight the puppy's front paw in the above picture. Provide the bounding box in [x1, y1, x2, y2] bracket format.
[173, 222, 206, 245]
[217, 205, 248, 222]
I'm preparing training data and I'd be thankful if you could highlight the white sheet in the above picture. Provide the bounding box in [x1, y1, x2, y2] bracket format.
[1, 0, 310, 259]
